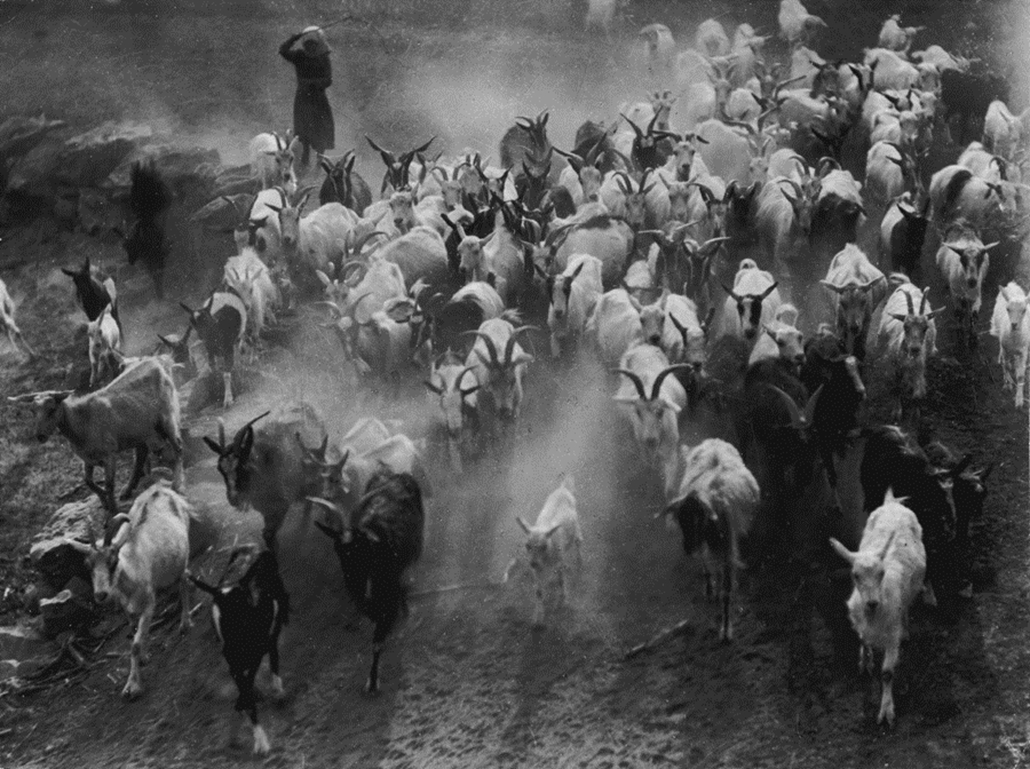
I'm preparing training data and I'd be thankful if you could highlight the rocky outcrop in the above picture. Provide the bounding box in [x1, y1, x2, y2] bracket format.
[29, 498, 106, 592]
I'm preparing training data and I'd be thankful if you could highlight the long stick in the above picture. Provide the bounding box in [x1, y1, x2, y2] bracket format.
[624, 617, 692, 660]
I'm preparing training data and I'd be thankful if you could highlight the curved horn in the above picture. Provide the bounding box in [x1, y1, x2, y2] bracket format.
[503, 325, 538, 364]
[463, 330, 500, 366]
[649, 365, 692, 401]
[613, 368, 648, 400]
[766, 384, 808, 429]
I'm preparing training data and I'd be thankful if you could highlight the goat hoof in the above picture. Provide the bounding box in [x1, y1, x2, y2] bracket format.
[122, 681, 143, 700]
[270, 674, 285, 700]
[252, 725, 271, 756]
[364, 679, 379, 695]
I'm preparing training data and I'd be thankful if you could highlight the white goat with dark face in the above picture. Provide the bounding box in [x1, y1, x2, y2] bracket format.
[717, 259, 781, 344]
[516, 475, 583, 626]
[545, 254, 604, 358]
[248, 131, 300, 195]
[830, 489, 926, 727]
[990, 281, 1030, 409]
[878, 282, 942, 421]
[935, 225, 997, 347]
[820, 244, 887, 359]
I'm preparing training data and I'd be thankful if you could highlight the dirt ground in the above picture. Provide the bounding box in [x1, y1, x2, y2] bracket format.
[0, 1, 1028, 768]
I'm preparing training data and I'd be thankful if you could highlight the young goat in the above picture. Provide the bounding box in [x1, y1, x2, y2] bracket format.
[312, 468, 425, 693]
[990, 281, 1030, 409]
[190, 550, 289, 756]
[516, 475, 583, 626]
[830, 489, 926, 727]
[67, 476, 192, 699]
[87, 303, 122, 389]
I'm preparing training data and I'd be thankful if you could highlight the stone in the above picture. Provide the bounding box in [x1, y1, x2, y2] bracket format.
[0, 114, 67, 168]
[21, 582, 59, 615]
[39, 588, 94, 638]
[77, 187, 120, 234]
[29, 498, 106, 591]
[188, 192, 251, 232]
[0, 623, 49, 660]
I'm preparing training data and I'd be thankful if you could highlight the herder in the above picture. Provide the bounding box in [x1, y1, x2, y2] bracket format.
[279, 26, 335, 168]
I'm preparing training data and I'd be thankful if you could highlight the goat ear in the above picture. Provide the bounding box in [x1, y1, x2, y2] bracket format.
[61, 267, 77, 277]
[313, 520, 340, 541]
[423, 379, 443, 395]
[202, 436, 223, 455]
[515, 515, 532, 534]
[828, 538, 855, 564]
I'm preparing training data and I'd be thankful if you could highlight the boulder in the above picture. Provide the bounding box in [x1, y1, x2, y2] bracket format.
[29, 498, 106, 591]
[188, 192, 252, 232]
[39, 585, 94, 638]
[0, 622, 52, 679]
[0, 114, 67, 169]
[77, 187, 121, 234]
[6, 121, 151, 203]
[105, 144, 222, 212]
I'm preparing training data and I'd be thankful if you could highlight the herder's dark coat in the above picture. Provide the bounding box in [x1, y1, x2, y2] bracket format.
[279, 35, 335, 153]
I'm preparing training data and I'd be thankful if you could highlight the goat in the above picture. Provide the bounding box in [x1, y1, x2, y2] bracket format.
[0, 277, 35, 358]
[664, 438, 759, 641]
[957, 142, 1013, 184]
[983, 100, 1029, 160]
[377, 226, 450, 291]
[716, 259, 781, 344]
[204, 402, 327, 550]
[416, 281, 505, 361]
[878, 14, 923, 53]
[820, 244, 887, 359]
[748, 303, 805, 368]
[190, 550, 289, 756]
[830, 489, 925, 727]
[424, 350, 480, 472]
[464, 318, 535, 425]
[754, 178, 811, 276]
[223, 248, 280, 342]
[318, 150, 372, 213]
[586, 287, 644, 368]
[65, 477, 192, 699]
[9, 358, 183, 514]
[936, 226, 997, 348]
[181, 292, 247, 409]
[87, 303, 122, 389]
[61, 257, 119, 327]
[613, 344, 687, 490]
[544, 254, 604, 358]
[877, 282, 941, 421]
[778, 0, 827, 47]
[266, 191, 357, 296]
[928, 165, 1009, 234]
[249, 131, 299, 194]
[990, 281, 1030, 408]
[879, 194, 931, 282]
[366, 135, 436, 195]
[516, 475, 583, 626]
[312, 468, 425, 692]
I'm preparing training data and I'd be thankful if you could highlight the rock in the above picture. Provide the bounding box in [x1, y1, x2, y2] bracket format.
[29, 498, 106, 591]
[39, 589, 94, 638]
[6, 120, 151, 204]
[188, 193, 251, 232]
[0, 623, 49, 660]
[210, 170, 261, 200]
[105, 144, 222, 212]
[77, 187, 121, 234]
[0, 114, 67, 167]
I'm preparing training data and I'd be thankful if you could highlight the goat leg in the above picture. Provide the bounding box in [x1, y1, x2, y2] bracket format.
[123, 600, 154, 700]
[719, 557, 733, 643]
[122, 446, 149, 500]
[878, 643, 900, 726]
[83, 462, 112, 512]
[178, 577, 192, 634]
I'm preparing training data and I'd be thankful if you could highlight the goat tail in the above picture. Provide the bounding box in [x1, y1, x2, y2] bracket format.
[129, 159, 173, 221]
[499, 308, 523, 325]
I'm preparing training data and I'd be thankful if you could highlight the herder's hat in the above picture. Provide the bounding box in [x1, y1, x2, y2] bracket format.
[299, 26, 331, 56]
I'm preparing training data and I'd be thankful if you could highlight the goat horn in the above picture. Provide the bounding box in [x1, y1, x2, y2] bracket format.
[613, 368, 648, 400]
[919, 287, 930, 315]
[904, 290, 915, 316]
[463, 331, 500, 367]
[503, 325, 538, 364]
[767, 384, 809, 430]
[650, 365, 691, 401]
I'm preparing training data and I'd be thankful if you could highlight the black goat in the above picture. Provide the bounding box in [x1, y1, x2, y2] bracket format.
[61, 257, 120, 329]
[122, 160, 173, 299]
[941, 68, 1009, 145]
[312, 468, 425, 693]
[859, 425, 971, 601]
[181, 291, 246, 409]
[884, 197, 931, 283]
[318, 151, 372, 213]
[190, 550, 289, 757]
[365, 135, 435, 195]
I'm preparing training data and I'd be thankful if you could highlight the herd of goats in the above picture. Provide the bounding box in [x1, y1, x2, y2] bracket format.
[0, 0, 1026, 755]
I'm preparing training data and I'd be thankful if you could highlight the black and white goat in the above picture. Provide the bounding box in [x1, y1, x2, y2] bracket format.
[190, 550, 290, 756]
[62, 257, 120, 328]
[181, 291, 247, 409]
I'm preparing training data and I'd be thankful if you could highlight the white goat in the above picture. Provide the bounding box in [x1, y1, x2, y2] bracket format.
[424, 350, 480, 471]
[695, 18, 730, 57]
[664, 438, 759, 641]
[545, 254, 604, 358]
[990, 282, 1030, 409]
[716, 259, 782, 344]
[10, 358, 183, 513]
[748, 302, 804, 367]
[0, 277, 34, 358]
[465, 318, 534, 426]
[878, 282, 941, 421]
[661, 293, 706, 369]
[778, 0, 826, 47]
[983, 100, 1029, 159]
[877, 14, 923, 53]
[68, 477, 192, 700]
[830, 489, 926, 727]
[87, 303, 122, 389]
[586, 287, 644, 368]
[248, 131, 299, 195]
[613, 343, 687, 486]
[223, 249, 279, 341]
[935, 225, 997, 343]
[821, 244, 887, 358]
[516, 475, 583, 626]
